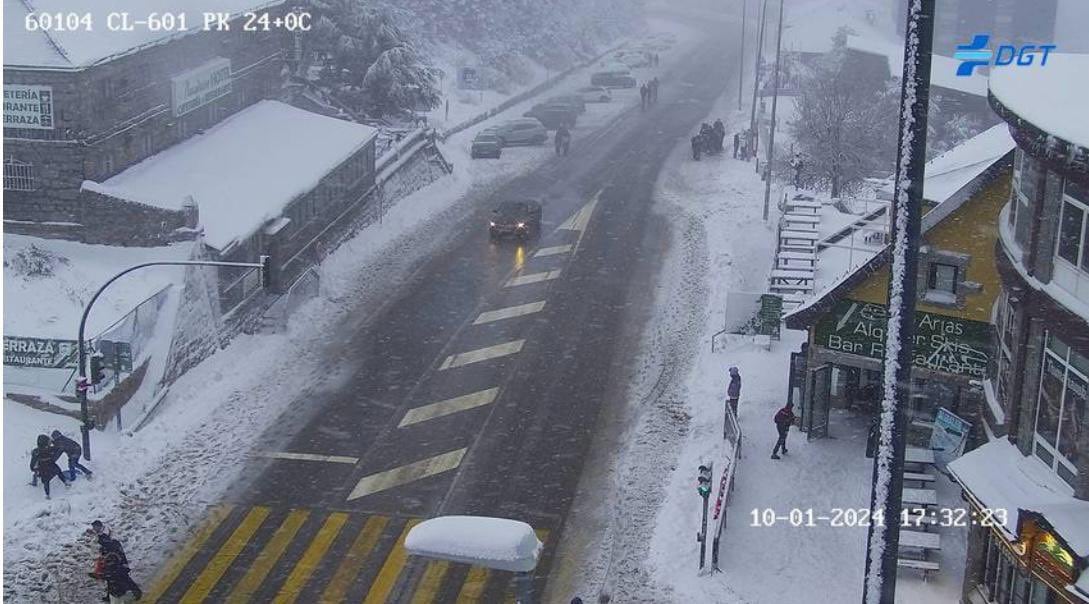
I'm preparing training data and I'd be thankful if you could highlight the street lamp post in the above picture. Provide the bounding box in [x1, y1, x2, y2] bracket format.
[738, 0, 747, 111]
[76, 257, 271, 459]
[761, 0, 785, 221]
[749, 0, 768, 161]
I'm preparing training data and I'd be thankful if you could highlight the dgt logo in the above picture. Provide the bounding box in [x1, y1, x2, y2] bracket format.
[954, 34, 1057, 76]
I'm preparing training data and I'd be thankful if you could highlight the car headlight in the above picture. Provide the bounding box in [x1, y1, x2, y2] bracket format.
[517, 222, 526, 229]
[489, 221, 496, 227]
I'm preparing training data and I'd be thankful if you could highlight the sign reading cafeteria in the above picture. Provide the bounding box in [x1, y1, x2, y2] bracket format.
[3, 85, 54, 130]
[172, 57, 232, 116]
[813, 299, 991, 378]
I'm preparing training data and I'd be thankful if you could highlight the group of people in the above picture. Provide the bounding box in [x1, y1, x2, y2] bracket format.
[639, 77, 660, 111]
[733, 128, 756, 160]
[690, 119, 726, 160]
[88, 521, 143, 603]
[30, 430, 93, 499]
[722, 366, 797, 460]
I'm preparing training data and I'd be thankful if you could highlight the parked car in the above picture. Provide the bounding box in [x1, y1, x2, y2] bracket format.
[523, 104, 577, 130]
[591, 64, 637, 88]
[545, 94, 586, 114]
[614, 50, 651, 68]
[489, 200, 543, 241]
[576, 86, 613, 103]
[470, 131, 503, 159]
[490, 118, 548, 146]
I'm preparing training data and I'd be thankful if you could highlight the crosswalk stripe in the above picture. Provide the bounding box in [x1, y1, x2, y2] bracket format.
[473, 301, 547, 325]
[399, 388, 499, 427]
[455, 567, 490, 603]
[180, 506, 270, 603]
[319, 515, 389, 603]
[505, 270, 562, 287]
[145, 504, 234, 603]
[410, 560, 450, 604]
[438, 340, 524, 370]
[225, 509, 310, 603]
[534, 244, 573, 257]
[557, 196, 599, 232]
[256, 452, 359, 464]
[363, 520, 422, 604]
[348, 449, 467, 500]
[271, 512, 349, 604]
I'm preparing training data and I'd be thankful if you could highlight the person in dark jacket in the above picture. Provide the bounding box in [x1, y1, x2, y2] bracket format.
[733, 132, 740, 158]
[90, 534, 139, 603]
[51, 429, 92, 480]
[640, 83, 648, 111]
[555, 124, 571, 156]
[651, 77, 660, 104]
[772, 402, 796, 459]
[726, 367, 742, 417]
[30, 434, 69, 499]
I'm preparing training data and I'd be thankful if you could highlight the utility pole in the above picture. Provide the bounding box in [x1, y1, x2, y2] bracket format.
[748, 0, 768, 160]
[761, 0, 784, 221]
[738, 0, 747, 111]
[861, 0, 934, 602]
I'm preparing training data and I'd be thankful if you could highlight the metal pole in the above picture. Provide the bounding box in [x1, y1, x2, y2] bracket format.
[738, 0, 747, 111]
[749, 0, 768, 159]
[699, 492, 709, 569]
[76, 259, 269, 459]
[761, 0, 785, 221]
[861, 0, 934, 602]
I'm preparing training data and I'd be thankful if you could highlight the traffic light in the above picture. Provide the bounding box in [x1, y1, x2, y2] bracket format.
[89, 353, 106, 385]
[697, 464, 713, 498]
[260, 255, 272, 289]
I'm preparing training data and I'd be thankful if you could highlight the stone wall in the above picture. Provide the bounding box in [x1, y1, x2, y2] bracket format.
[162, 243, 224, 385]
[79, 188, 197, 246]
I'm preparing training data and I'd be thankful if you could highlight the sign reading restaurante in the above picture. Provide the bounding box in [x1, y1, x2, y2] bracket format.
[3, 85, 54, 130]
[813, 299, 991, 378]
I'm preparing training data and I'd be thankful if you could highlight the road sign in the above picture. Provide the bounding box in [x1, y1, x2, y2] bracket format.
[458, 66, 480, 90]
[97, 340, 133, 372]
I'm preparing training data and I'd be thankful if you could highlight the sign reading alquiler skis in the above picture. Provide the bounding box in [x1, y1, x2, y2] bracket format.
[813, 299, 991, 378]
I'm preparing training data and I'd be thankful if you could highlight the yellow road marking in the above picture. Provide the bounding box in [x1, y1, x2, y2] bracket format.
[439, 340, 525, 370]
[473, 301, 547, 325]
[454, 567, 490, 603]
[363, 519, 421, 604]
[505, 270, 562, 288]
[410, 560, 450, 604]
[256, 452, 359, 464]
[180, 506, 270, 603]
[272, 512, 349, 604]
[348, 449, 467, 500]
[145, 504, 233, 603]
[319, 515, 389, 603]
[225, 509, 310, 603]
[399, 388, 499, 427]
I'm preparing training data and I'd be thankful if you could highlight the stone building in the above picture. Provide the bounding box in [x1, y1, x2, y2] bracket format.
[949, 53, 1089, 604]
[3, 0, 289, 240]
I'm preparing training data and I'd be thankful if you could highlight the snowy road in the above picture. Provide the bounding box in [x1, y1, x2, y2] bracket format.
[138, 24, 738, 604]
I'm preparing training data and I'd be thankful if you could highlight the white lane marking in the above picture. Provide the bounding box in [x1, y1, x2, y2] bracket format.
[473, 301, 547, 325]
[398, 388, 500, 427]
[256, 452, 359, 464]
[438, 339, 525, 370]
[347, 448, 467, 500]
[534, 244, 573, 257]
[557, 194, 600, 232]
[506, 270, 562, 287]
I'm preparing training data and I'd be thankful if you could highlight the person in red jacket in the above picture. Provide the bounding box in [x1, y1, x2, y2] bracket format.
[772, 402, 796, 459]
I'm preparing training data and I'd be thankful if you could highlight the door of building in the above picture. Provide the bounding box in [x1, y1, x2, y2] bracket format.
[806, 364, 832, 439]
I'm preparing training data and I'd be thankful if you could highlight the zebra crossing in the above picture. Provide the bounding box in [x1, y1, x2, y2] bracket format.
[146, 504, 548, 603]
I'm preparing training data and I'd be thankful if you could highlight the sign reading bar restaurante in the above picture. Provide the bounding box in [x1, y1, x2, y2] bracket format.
[813, 299, 991, 378]
[3, 85, 54, 130]
[172, 58, 232, 117]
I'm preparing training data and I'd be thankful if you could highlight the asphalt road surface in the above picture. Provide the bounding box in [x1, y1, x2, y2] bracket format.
[147, 19, 737, 604]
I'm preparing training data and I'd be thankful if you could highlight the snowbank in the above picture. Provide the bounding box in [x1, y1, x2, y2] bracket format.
[85, 101, 377, 250]
[989, 53, 1089, 149]
[405, 516, 542, 572]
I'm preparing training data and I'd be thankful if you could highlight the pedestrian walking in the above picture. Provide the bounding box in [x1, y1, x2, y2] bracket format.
[726, 367, 742, 417]
[639, 83, 648, 111]
[732, 132, 740, 158]
[52, 429, 93, 481]
[771, 402, 796, 459]
[554, 124, 571, 156]
[30, 434, 69, 499]
[90, 533, 141, 603]
[791, 152, 804, 188]
[651, 77, 660, 104]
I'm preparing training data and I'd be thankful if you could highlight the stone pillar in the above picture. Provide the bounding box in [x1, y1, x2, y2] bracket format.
[1014, 317, 1047, 457]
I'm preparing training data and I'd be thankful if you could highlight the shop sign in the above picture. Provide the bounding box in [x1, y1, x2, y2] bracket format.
[929, 407, 971, 466]
[1032, 529, 1077, 583]
[172, 58, 232, 116]
[757, 294, 783, 339]
[813, 299, 991, 378]
[4, 336, 78, 368]
[3, 85, 54, 130]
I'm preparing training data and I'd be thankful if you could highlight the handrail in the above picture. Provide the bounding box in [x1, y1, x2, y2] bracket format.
[711, 404, 742, 572]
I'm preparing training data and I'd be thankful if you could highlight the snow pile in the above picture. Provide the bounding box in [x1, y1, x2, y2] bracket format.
[989, 53, 1089, 150]
[405, 516, 542, 572]
[84, 101, 377, 250]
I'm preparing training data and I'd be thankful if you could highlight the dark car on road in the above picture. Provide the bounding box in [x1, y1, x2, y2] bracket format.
[490, 119, 548, 146]
[545, 94, 586, 114]
[471, 131, 503, 159]
[523, 103, 578, 130]
[591, 64, 637, 88]
[489, 200, 543, 241]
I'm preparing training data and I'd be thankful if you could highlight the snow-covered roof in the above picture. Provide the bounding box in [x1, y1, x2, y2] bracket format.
[989, 53, 1089, 150]
[404, 516, 542, 573]
[83, 101, 376, 250]
[3, 0, 284, 69]
[948, 438, 1089, 557]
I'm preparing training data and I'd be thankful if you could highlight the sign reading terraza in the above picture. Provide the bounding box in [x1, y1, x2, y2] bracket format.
[172, 58, 232, 117]
[4, 337, 78, 369]
[813, 299, 991, 378]
[3, 85, 54, 130]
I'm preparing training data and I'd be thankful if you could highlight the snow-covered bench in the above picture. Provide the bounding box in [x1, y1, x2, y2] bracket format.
[897, 558, 940, 581]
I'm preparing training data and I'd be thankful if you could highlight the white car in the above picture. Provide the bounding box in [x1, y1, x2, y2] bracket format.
[575, 86, 612, 103]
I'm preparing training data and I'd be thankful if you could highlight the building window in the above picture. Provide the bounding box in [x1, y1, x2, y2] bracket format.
[1012, 149, 1037, 248]
[928, 263, 958, 294]
[1033, 332, 1085, 487]
[996, 291, 1018, 410]
[1056, 199, 1089, 271]
[3, 158, 36, 191]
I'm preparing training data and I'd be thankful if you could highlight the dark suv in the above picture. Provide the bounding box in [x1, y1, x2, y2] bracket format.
[489, 200, 543, 240]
